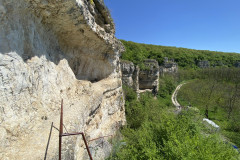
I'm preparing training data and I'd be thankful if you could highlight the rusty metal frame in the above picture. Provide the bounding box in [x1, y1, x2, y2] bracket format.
[88, 135, 113, 142]
[44, 99, 114, 160]
[44, 122, 53, 160]
[59, 99, 93, 160]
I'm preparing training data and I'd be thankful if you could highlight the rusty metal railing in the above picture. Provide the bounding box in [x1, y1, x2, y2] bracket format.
[59, 99, 93, 160]
[44, 99, 114, 160]
[44, 122, 53, 160]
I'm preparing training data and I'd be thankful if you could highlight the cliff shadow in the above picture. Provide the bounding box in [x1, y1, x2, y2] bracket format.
[0, 3, 114, 83]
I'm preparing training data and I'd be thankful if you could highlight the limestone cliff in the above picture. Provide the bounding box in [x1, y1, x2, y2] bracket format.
[120, 60, 139, 92]
[159, 57, 178, 76]
[120, 59, 159, 96]
[0, 0, 125, 159]
[235, 62, 240, 68]
[197, 60, 210, 68]
[139, 59, 159, 94]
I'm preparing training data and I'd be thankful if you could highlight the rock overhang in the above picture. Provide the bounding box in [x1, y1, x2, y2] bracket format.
[20, 0, 125, 81]
[0, 0, 126, 159]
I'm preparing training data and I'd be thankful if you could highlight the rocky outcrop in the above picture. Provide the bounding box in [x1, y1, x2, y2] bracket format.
[212, 61, 224, 67]
[0, 0, 125, 159]
[121, 59, 159, 95]
[121, 60, 135, 87]
[120, 60, 139, 92]
[235, 62, 240, 68]
[198, 60, 210, 68]
[159, 57, 178, 76]
[139, 59, 159, 95]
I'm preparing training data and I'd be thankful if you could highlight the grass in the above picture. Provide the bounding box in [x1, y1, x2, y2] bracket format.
[178, 80, 240, 148]
[106, 79, 240, 159]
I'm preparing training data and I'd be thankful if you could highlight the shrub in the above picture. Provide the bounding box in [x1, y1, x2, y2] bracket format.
[111, 81, 240, 160]
[115, 111, 239, 160]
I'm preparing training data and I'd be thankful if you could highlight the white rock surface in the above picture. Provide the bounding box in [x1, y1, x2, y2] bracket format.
[203, 118, 220, 130]
[0, 0, 125, 159]
[120, 60, 135, 87]
[159, 58, 178, 75]
[139, 59, 159, 94]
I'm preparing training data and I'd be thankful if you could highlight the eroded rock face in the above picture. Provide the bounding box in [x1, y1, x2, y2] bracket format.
[0, 0, 125, 159]
[159, 57, 178, 76]
[120, 60, 139, 92]
[121, 60, 135, 86]
[121, 59, 159, 95]
[139, 59, 159, 94]
[198, 60, 210, 68]
[235, 62, 240, 68]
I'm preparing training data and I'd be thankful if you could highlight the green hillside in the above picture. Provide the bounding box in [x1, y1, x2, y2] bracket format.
[109, 40, 240, 159]
[107, 75, 240, 160]
[121, 40, 240, 69]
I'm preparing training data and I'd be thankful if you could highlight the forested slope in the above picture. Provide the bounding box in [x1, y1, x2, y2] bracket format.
[178, 68, 240, 147]
[107, 75, 240, 159]
[121, 40, 240, 68]
[113, 40, 240, 159]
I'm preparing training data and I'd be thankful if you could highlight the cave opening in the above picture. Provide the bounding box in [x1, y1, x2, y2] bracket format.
[68, 50, 114, 83]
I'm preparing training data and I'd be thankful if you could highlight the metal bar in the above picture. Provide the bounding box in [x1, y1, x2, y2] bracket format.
[58, 99, 93, 160]
[53, 125, 59, 131]
[44, 122, 53, 160]
[62, 132, 83, 137]
[61, 132, 93, 160]
[59, 99, 63, 160]
[63, 123, 69, 133]
[81, 133, 93, 160]
[88, 135, 113, 142]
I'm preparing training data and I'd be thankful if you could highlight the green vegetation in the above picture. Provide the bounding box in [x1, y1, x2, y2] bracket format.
[178, 68, 240, 148]
[107, 74, 239, 160]
[108, 40, 240, 159]
[121, 40, 240, 69]
[89, 0, 94, 5]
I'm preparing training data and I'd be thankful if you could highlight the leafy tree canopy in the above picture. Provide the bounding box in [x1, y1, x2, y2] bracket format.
[121, 40, 240, 69]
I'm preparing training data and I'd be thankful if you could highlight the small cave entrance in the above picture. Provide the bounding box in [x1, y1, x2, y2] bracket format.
[69, 52, 114, 83]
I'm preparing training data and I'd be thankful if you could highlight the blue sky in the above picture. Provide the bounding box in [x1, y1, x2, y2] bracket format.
[104, 0, 240, 53]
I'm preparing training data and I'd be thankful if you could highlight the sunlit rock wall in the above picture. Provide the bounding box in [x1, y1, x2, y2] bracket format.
[0, 0, 125, 159]
[139, 59, 159, 94]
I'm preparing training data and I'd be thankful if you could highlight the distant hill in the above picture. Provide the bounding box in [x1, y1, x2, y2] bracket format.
[120, 40, 240, 69]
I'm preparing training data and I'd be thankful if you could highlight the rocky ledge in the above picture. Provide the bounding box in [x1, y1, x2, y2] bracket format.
[0, 0, 125, 159]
